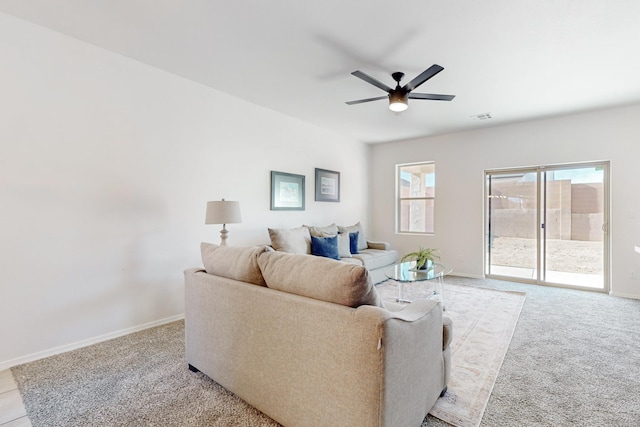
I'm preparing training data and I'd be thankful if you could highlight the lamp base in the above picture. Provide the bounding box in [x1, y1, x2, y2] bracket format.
[219, 225, 229, 246]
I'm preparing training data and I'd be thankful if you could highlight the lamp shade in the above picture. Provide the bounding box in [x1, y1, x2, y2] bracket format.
[205, 200, 242, 225]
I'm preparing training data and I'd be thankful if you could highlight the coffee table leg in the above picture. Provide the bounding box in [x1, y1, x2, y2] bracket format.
[436, 276, 445, 311]
[397, 282, 411, 303]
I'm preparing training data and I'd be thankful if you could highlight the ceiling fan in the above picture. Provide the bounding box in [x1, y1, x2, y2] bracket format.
[346, 64, 455, 112]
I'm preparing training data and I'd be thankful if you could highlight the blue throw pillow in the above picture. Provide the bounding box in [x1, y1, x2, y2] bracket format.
[311, 235, 340, 260]
[349, 231, 359, 254]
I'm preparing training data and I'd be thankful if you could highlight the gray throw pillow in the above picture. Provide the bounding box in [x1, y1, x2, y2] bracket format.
[268, 226, 311, 254]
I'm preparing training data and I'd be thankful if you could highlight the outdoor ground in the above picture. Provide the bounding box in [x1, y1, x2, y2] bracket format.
[490, 236, 604, 274]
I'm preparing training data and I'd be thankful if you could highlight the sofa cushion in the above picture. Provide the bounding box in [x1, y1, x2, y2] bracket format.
[268, 226, 311, 254]
[337, 233, 352, 258]
[258, 251, 384, 308]
[352, 249, 399, 271]
[311, 235, 340, 260]
[338, 222, 367, 251]
[201, 242, 267, 286]
[304, 223, 339, 237]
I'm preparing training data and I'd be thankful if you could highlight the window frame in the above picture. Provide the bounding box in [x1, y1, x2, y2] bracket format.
[396, 161, 435, 235]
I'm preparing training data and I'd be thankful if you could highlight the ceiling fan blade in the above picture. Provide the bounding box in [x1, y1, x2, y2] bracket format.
[403, 64, 444, 92]
[408, 93, 455, 101]
[351, 70, 393, 92]
[345, 95, 388, 105]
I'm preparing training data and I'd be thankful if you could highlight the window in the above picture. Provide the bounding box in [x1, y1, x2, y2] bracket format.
[397, 162, 435, 234]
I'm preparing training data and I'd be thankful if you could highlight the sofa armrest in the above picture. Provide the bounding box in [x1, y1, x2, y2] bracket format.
[380, 297, 446, 422]
[383, 299, 441, 322]
[387, 300, 452, 350]
[367, 240, 390, 250]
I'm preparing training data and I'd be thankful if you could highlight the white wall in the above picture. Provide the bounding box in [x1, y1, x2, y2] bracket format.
[371, 104, 640, 299]
[0, 13, 370, 368]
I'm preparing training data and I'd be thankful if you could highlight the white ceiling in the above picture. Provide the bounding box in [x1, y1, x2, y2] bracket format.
[2, 0, 640, 144]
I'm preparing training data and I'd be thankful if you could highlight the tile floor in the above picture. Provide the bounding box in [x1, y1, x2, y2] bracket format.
[0, 370, 31, 427]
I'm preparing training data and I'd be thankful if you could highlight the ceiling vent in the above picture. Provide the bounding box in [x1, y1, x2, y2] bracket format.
[471, 113, 492, 120]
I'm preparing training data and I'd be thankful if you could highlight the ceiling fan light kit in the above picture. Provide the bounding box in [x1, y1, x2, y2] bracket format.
[389, 91, 408, 112]
[346, 64, 455, 113]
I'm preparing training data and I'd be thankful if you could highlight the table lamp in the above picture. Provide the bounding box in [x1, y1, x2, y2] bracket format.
[205, 199, 242, 245]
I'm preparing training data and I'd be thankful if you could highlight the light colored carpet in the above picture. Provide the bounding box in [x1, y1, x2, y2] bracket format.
[12, 322, 279, 427]
[12, 280, 524, 427]
[445, 276, 640, 426]
[376, 280, 525, 427]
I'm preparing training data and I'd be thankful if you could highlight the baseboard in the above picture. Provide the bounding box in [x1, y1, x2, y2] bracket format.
[0, 314, 185, 371]
[609, 291, 640, 300]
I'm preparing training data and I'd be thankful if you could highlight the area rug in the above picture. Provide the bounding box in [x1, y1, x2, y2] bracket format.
[12, 281, 525, 427]
[377, 280, 526, 427]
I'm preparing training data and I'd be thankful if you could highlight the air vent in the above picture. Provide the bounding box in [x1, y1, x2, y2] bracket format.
[471, 113, 492, 120]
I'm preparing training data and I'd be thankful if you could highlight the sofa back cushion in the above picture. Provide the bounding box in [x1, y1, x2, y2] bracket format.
[268, 226, 311, 254]
[201, 242, 268, 286]
[257, 251, 384, 308]
[304, 223, 339, 237]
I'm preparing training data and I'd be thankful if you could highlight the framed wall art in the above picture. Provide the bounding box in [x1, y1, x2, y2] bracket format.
[270, 171, 305, 210]
[315, 168, 340, 202]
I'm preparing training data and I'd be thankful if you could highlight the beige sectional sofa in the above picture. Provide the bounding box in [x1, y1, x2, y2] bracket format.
[185, 243, 452, 427]
[267, 222, 398, 284]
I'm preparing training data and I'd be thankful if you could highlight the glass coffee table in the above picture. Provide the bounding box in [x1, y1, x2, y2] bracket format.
[385, 261, 452, 307]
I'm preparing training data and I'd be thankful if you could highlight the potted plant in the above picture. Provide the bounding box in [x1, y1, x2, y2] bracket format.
[401, 247, 440, 270]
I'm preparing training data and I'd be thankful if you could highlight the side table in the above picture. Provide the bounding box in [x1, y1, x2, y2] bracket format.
[384, 261, 452, 308]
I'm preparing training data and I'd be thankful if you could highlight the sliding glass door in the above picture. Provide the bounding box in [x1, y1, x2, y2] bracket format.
[486, 171, 540, 279]
[486, 162, 609, 291]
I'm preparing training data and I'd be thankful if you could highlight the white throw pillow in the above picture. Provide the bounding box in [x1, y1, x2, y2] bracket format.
[337, 233, 352, 258]
[338, 222, 367, 251]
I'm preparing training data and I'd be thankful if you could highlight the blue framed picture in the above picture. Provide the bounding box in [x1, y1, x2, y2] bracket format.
[315, 168, 340, 202]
